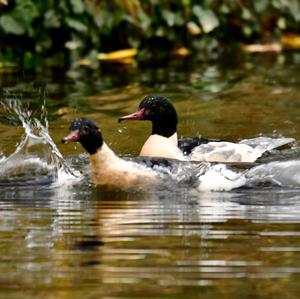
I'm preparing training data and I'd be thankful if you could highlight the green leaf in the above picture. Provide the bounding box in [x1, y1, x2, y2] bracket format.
[14, 0, 39, 27]
[243, 25, 253, 37]
[219, 4, 230, 14]
[193, 5, 219, 33]
[137, 9, 151, 32]
[155, 26, 166, 37]
[70, 0, 85, 14]
[94, 10, 114, 31]
[0, 0, 39, 35]
[271, 0, 281, 9]
[0, 15, 25, 35]
[254, 0, 269, 13]
[44, 10, 61, 28]
[162, 10, 176, 27]
[174, 12, 184, 26]
[181, 0, 190, 6]
[242, 8, 253, 21]
[65, 17, 87, 32]
[288, 0, 300, 22]
[113, 8, 126, 25]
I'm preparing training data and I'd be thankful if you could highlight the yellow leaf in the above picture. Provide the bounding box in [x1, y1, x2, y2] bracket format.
[281, 34, 300, 49]
[117, 58, 136, 65]
[97, 48, 138, 62]
[173, 47, 191, 57]
[79, 59, 92, 66]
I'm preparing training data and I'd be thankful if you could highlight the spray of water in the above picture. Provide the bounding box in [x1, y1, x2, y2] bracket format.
[1, 91, 300, 191]
[0, 95, 81, 187]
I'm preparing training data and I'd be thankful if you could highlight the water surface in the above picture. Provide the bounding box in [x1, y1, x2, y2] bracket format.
[1, 53, 300, 298]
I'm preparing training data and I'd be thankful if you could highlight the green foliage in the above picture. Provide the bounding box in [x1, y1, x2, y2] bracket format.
[193, 5, 219, 33]
[0, 0, 299, 67]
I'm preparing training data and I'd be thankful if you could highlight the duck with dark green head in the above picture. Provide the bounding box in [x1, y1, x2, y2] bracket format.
[62, 118, 250, 192]
[62, 118, 163, 189]
[119, 95, 294, 163]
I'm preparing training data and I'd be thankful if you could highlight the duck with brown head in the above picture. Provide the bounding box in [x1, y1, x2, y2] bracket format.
[119, 95, 294, 163]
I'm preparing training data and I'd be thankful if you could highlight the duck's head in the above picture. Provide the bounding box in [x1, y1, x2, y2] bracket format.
[118, 95, 178, 137]
[62, 118, 103, 155]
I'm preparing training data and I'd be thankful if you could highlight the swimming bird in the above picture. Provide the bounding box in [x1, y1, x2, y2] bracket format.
[118, 95, 294, 162]
[62, 118, 165, 189]
[62, 118, 247, 191]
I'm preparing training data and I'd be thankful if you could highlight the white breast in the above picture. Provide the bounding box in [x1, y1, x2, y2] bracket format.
[140, 133, 185, 160]
[90, 143, 161, 189]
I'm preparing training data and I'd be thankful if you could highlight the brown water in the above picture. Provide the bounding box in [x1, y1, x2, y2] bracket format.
[1, 53, 300, 298]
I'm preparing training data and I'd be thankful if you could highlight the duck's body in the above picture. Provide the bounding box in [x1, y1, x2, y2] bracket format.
[90, 143, 247, 191]
[119, 95, 294, 163]
[190, 136, 297, 163]
[62, 118, 247, 191]
[89, 143, 160, 189]
[189, 142, 257, 162]
[141, 134, 293, 163]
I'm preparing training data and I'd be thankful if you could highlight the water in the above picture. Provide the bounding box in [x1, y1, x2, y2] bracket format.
[1, 53, 300, 298]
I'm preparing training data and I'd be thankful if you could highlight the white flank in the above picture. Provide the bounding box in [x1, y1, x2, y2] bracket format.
[190, 142, 261, 163]
[197, 164, 247, 192]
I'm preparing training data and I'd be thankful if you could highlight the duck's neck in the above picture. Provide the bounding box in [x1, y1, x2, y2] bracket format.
[140, 132, 184, 160]
[89, 143, 122, 179]
[90, 142, 119, 163]
[152, 119, 177, 138]
[169, 132, 178, 144]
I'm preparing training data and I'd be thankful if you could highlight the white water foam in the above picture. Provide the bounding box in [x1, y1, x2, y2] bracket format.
[246, 160, 300, 188]
[0, 98, 82, 187]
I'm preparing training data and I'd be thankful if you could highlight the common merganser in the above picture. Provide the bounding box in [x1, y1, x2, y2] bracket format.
[62, 118, 164, 189]
[119, 95, 294, 163]
[62, 118, 247, 191]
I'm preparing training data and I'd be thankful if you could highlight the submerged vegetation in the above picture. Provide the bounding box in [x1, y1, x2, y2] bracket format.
[0, 0, 299, 67]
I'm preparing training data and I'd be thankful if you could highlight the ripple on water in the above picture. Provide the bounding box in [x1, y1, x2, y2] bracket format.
[1, 61, 300, 298]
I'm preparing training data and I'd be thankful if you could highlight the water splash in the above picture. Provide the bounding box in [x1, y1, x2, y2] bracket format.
[246, 160, 300, 188]
[0, 97, 81, 187]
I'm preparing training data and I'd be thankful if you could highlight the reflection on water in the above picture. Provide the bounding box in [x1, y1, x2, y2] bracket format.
[0, 53, 300, 298]
[1, 185, 300, 298]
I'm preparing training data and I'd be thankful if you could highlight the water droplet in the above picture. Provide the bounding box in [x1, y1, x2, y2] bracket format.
[118, 126, 127, 133]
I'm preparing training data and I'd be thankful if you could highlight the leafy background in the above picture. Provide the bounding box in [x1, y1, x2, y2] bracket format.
[0, 0, 299, 68]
